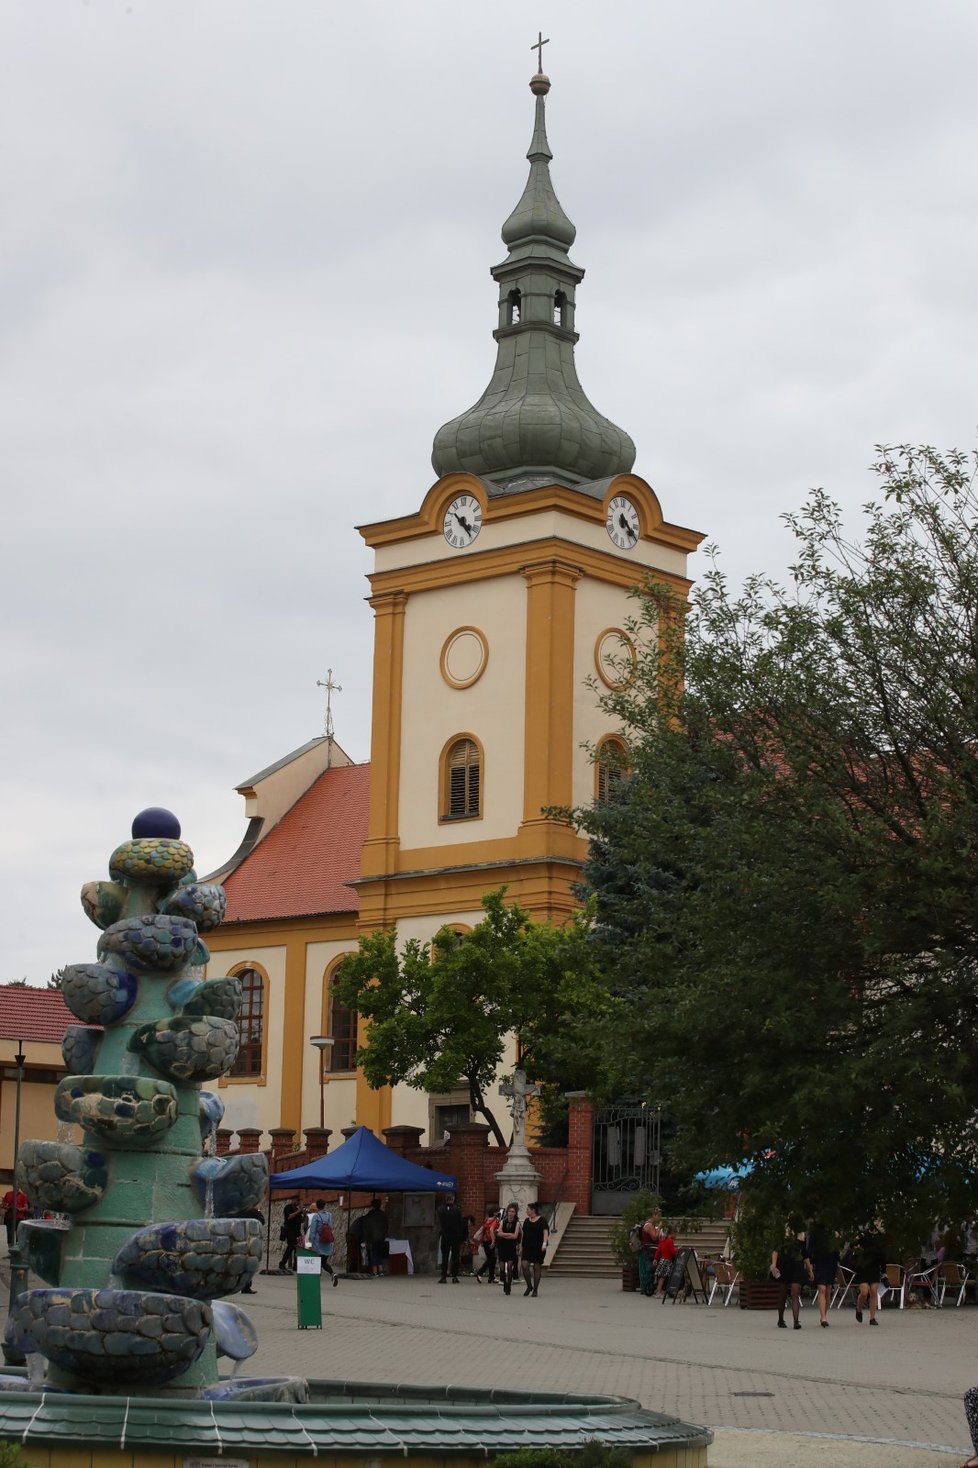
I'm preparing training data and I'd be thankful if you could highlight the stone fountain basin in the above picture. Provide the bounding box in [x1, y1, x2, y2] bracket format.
[54, 1075, 178, 1147]
[10, 1288, 212, 1386]
[112, 1218, 262, 1299]
[191, 1152, 268, 1215]
[18, 1140, 108, 1216]
[129, 1015, 239, 1083]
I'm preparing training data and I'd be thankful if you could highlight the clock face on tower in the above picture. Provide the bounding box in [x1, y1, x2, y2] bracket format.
[443, 494, 483, 548]
[606, 495, 640, 549]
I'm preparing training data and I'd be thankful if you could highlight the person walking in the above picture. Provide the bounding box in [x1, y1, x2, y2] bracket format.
[495, 1202, 521, 1296]
[638, 1212, 662, 1298]
[474, 1207, 499, 1284]
[234, 1205, 265, 1294]
[308, 1197, 340, 1286]
[436, 1193, 468, 1283]
[852, 1224, 887, 1325]
[278, 1200, 304, 1273]
[771, 1225, 811, 1329]
[652, 1224, 677, 1299]
[806, 1220, 840, 1328]
[960, 1384, 978, 1468]
[519, 1202, 549, 1297]
[361, 1197, 388, 1277]
[460, 1215, 479, 1275]
[2, 1188, 29, 1249]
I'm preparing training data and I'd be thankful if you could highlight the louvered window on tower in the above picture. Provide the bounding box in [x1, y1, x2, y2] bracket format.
[446, 738, 481, 819]
[596, 738, 630, 806]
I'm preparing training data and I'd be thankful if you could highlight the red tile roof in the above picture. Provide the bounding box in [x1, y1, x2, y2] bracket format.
[0, 987, 74, 1044]
[223, 763, 370, 924]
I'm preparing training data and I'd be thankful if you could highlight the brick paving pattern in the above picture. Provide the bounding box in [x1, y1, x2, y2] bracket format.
[2, 1261, 971, 1464]
[232, 1272, 972, 1462]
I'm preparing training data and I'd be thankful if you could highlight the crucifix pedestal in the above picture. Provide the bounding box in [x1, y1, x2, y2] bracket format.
[494, 1069, 542, 1214]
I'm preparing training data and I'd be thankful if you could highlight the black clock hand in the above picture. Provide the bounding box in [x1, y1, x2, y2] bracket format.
[455, 513, 474, 535]
[618, 512, 636, 542]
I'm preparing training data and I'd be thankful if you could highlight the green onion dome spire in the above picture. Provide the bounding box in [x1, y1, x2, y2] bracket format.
[431, 69, 636, 491]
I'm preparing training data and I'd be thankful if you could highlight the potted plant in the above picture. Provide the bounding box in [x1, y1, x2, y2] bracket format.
[609, 1189, 662, 1291]
[731, 1201, 781, 1309]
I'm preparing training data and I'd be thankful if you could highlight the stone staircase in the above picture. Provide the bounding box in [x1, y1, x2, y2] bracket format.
[548, 1215, 731, 1278]
[549, 1214, 617, 1277]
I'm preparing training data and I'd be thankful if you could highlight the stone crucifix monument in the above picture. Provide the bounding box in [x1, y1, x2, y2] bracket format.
[494, 1068, 543, 1215]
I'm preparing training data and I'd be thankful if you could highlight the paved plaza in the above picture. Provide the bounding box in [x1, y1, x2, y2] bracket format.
[2, 1257, 976, 1465]
[239, 1268, 974, 1465]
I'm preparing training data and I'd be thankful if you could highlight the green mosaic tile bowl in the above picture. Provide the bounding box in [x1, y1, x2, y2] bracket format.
[54, 1075, 178, 1148]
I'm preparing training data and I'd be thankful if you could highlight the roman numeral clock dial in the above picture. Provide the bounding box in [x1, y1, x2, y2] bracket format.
[606, 495, 640, 549]
[443, 494, 483, 548]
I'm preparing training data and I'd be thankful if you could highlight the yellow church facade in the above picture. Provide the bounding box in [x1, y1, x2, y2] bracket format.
[203, 68, 702, 1152]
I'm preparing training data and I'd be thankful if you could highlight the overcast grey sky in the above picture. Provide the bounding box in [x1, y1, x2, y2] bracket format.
[3, 2, 978, 985]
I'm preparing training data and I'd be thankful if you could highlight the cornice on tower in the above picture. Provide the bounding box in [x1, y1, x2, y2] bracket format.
[431, 67, 636, 493]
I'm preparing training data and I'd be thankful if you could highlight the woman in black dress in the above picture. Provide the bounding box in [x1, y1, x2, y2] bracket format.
[495, 1202, 521, 1296]
[852, 1225, 887, 1325]
[805, 1221, 840, 1327]
[519, 1202, 550, 1298]
[771, 1227, 812, 1329]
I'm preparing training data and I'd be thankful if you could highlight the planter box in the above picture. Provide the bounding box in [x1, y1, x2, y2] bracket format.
[739, 1280, 782, 1310]
[621, 1264, 639, 1292]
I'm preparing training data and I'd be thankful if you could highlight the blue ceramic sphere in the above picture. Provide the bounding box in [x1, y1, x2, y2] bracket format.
[131, 807, 181, 839]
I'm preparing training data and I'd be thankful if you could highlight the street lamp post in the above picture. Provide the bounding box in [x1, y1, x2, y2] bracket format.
[310, 1036, 335, 1129]
[2, 1039, 27, 1366]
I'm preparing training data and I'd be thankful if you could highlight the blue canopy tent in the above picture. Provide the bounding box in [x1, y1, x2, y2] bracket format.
[694, 1160, 755, 1192]
[268, 1124, 456, 1193]
[266, 1126, 456, 1275]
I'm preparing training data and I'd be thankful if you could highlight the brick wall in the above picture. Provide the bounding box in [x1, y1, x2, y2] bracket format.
[222, 1094, 595, 1229]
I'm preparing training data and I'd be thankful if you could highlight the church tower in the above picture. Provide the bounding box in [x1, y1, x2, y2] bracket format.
[202, 61, 704, 1145]
[357, 65, 702, 936]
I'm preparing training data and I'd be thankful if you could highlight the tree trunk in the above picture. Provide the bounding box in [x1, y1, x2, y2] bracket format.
[468, 1076, 506, 1147]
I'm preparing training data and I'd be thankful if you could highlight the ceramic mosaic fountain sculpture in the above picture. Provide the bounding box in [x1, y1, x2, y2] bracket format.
[2, 808, 304, 1402]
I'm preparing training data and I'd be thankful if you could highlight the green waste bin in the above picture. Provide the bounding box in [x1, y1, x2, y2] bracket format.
[296, 1248, 323, 1329]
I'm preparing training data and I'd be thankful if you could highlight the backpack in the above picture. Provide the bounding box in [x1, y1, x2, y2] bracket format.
[628, 1224, 643, 1254]
[309, 1211, 334, 1247]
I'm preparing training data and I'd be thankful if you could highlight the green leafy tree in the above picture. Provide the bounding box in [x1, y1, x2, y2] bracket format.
[333, 889, 609, 1145]
[574, 444, 978, 1241]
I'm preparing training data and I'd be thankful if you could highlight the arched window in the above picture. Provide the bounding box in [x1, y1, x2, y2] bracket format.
[326, 973, 358, 1073]
[595, 736, 630, 806]
[507, 288, 522, 325]
[230, 966, 265, 1078]
[553, 289, 567, 326]
[443, 736, 482, 820]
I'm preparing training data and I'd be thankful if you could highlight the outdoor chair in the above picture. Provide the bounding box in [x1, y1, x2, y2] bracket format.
[877, 1267, 897, 1309]
[830, 1263, 857, 1310]
[706, 1258, 740, 1307]
[935, 1261, 971, 1308]
[885, 1261, 938, 1309]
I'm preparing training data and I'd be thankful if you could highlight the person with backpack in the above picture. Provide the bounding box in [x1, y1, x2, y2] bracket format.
[308, 1197, 339, 1286]
[636, 1213, 662, 1297]
[474, 1206, 499, 1284]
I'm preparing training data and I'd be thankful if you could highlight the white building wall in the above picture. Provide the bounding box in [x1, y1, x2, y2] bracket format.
[398, 577, 527, 848]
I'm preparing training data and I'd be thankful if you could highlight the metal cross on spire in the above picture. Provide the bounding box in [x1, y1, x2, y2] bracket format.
[531, 30, 549, 73]
[316, 668, 342, 749]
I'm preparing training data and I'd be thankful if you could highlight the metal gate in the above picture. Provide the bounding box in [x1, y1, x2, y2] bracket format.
[591, 1101, 661, 1215]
